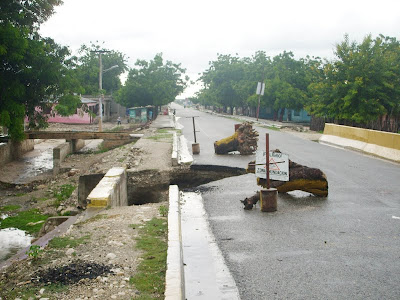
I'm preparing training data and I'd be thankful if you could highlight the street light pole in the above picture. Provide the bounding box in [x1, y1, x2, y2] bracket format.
[98, 52, 103, 131]
[92, 50, 118, 132]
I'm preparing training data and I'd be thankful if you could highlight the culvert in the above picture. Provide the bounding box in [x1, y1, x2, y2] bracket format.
[126, 165, 247, 205]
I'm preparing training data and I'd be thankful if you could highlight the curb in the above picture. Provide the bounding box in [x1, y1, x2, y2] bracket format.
[319, 134, 400, 163]
[165, 185, 185, 300]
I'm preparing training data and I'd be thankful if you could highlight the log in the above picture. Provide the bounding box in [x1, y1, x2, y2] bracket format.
[246, 156, 328, 197]
[214, 122, 258, 155]
[242, 158, 328, 209]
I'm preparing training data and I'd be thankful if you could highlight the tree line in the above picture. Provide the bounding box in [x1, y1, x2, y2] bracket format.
[193, 34, 400, 132]
[0, 0, 187, 140]
[2, 1, 399, 140]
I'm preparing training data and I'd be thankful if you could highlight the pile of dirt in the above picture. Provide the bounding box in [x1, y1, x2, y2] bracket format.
[32, 260, 115, 285]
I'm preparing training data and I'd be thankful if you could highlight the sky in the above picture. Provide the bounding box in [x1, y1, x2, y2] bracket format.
[40, 0, 400, 98]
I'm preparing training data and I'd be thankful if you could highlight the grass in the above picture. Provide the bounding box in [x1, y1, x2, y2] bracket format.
[106, 126, 124, 132]
[145, 128, 174, 142]
[76, 214, 107, 226]
[0, 285, 40, 300]
[0, 204, 21, 212]
[0, 282, 68, 300]
[93, 142, 110, 154]
[48, 234, 91, 249]
[129, 218, 168, 299]
[53, 184, 76, 208]
[0, 209, 49, 234]
[260, 124, 280, 131]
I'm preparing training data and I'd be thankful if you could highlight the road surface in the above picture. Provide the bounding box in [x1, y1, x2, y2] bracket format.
[174, 103, 400, 300]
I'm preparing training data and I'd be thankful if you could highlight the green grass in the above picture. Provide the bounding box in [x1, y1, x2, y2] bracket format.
[260, 125, 280, 131]
[0, 285, 39, 300]
[48, 234, 91, 249]
[106, 126, 124, 132]
[0, 204, 21, 212]
[76, 214, 107, 226]
[145, 128, 174, 142]
[0, 209, 49, 234]
[53, 184, 75, 207]
[129, 218, 168, 299]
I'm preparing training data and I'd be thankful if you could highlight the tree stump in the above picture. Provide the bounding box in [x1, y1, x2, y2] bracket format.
[247, 159, 328, 197]
[242, 152, 328, 209]
[214, 122, 258, 155]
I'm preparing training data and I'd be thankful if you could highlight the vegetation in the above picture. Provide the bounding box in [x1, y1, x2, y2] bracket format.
[0, 209, 49, 234]
[117, 53, 189, 111]
[53, 184, 76, 208]
[194, 34, 400, 132]
[26, 245, 44, 259]
[146, 128, 173, 141]
[129, 218, 168, 300]
[0, 204, 21, 212]
[48, 235, 91, 249]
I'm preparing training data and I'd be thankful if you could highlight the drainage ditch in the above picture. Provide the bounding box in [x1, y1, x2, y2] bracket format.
[78, 164, 247, 207]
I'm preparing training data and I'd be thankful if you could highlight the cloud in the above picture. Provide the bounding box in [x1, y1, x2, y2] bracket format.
[40, 0, 400, 97]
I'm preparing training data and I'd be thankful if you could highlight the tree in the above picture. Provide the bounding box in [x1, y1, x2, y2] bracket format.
[116, 53, 188, 110]
[0, 0, 82, 140]
[74, 42, 129, 95]
[199, 54, 247, 113]
[307, 34, 400, 129]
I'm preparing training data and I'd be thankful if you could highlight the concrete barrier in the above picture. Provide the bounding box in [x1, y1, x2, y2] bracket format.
[172, 132, 179, 166]
[165, 185, 185, 300]
[87, 167, 128, 208]
[53, 139, 85, 174]
[321, 123, 400, 162]
[0, 139, 34, 165]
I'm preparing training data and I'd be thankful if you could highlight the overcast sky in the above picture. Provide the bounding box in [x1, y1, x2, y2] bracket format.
[40, 0, 400, 98]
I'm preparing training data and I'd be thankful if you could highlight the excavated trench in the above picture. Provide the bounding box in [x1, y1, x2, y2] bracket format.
[127, 164, 247, 205]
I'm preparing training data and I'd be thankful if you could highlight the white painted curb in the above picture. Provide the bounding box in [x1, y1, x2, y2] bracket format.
[319, 134, 400, 162]
[165, 185, 185, 300]
[172, 132, 179, 166]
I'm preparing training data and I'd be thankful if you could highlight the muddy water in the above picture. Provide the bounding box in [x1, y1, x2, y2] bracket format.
[0, 139, 66, 184]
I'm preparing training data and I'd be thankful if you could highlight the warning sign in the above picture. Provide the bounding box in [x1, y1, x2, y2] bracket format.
[255, 151, 289, 181]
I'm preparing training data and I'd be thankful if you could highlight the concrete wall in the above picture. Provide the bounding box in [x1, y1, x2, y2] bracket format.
[321, 123, 400, 162]
[78, 174, 105, 208]
[87, 167, 128, 208]
[324, 123, 400, 150]
[0, 139, 35, 165]
[53, 139, 85, 174]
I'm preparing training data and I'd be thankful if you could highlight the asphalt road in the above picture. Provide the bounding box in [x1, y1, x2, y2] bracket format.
[174, 103, 400, 300]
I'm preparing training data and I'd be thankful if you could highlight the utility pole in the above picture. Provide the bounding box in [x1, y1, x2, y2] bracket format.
[91, 50, 110, 132]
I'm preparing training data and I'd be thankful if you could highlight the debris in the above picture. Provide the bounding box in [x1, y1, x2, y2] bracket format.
[214, 122, 258, 155]
[31, 260, 114, 285]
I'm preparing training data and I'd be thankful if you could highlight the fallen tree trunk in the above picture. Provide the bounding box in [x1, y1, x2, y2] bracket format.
[242, 158, 328, 209]
[214, 122, 258, 155]
[247, 158, 328, 196]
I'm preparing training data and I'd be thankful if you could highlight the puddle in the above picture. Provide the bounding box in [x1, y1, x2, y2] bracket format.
[0, 139, 65, 184]
[0, 228, 32, 261]
[180, 192, 240, 299]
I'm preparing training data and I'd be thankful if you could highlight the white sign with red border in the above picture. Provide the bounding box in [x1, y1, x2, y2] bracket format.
[255, 150, 289, 181]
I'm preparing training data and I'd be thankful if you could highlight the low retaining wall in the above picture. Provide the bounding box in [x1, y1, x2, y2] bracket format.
[87, 167, 128, 208]
[321, 123, 400, 162]
[0, 139, 35, 165]
[165, 185, 185, 300]
[53, 139, 85, 174]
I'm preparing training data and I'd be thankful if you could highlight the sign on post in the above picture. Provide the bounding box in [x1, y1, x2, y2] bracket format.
[256, 82, 265, 96]
[256, 150, 289, 181]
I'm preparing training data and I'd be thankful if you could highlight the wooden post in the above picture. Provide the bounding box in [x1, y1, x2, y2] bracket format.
[266, 133, 270, 189]
[260, 132, 277, 212]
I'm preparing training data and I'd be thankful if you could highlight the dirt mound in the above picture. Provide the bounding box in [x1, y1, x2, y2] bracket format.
[32, 260, 115, 285]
